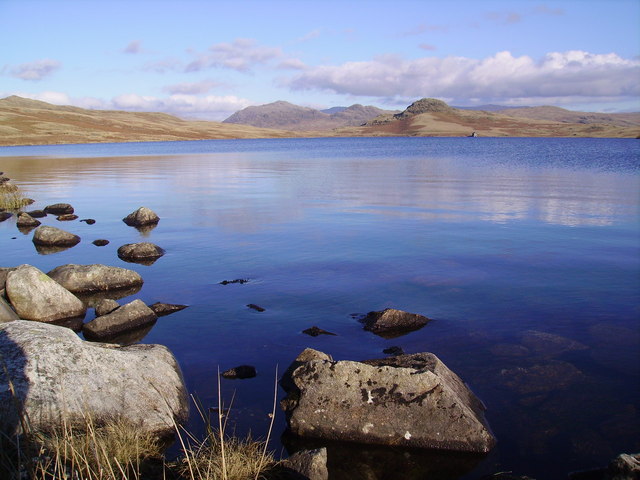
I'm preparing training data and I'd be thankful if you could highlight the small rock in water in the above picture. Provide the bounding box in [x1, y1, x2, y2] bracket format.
[221, 365, 257, 379]
[44, 203, 74, 215]
[26, 210, 47, 218]
[219, 278, 249, 285]
[117, 242, 165, 264]
[16, 212, 41, 228]
[383, 346, 405, 356]
[361, 308, 431, 338]
[303, 326, 337, 337]
[94, 299, 120, 317]
[0, 212, 12, 222]
[149, 302, 188, 317]
[122, 207, 160, 227]
[92, 239, 109, 246]
[32, 225, 80, 247]
[80, 218, 96, 224]
[57, 214, 78, 221]
[247, 303, 265, 312]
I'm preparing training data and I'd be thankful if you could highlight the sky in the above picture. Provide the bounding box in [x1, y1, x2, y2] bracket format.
[1, 0, 639, 120]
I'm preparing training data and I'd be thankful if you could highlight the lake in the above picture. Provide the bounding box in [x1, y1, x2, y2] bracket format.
[1, 137, 639, 479]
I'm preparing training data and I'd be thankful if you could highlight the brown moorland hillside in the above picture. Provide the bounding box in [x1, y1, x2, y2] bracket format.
[340, 98, 640, 138]
[0, 96, 306, 146]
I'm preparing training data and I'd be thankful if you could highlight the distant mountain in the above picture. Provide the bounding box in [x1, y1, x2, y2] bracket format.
[223, 101, 396, 131]
[0, 96, 304, 146]
[453, 104, 527, 112]
[349, 98, 640, 138]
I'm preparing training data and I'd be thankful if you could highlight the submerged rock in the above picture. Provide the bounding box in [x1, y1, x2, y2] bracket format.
[80, 218, 96, 224]
[219, 278, 249, 285]
[149, 302, 188, 317]
[222, 365, 257, 379]
[83, 299, 157, 341]
[281, 348, 496, 453]
[0, 320, 188, 439]
[281, 448, 329, 480]
[32, 225, 80, 247]
[47, 264, 143, 294]
[5, 264, 86, 325]
[122, 206, 160, 227]
[92, 239, 109, 246]
[521, 330, 588, 358]
[302, 326, 336, 337]
[44, 203, 74, 215]
[361, 308, 431, 337]
[247, 303, 265, 312]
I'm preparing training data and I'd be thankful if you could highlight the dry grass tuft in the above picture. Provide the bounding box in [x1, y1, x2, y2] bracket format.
[0, 182, 30, 210]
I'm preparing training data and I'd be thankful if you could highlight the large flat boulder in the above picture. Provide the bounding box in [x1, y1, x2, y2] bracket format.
[44, 203, 74, 215]
[0, 320, 188, 439]
[281, 349, 496, 453]
[47, 264, 143, 293]
[5, 264, 86, 325]
[32, 225, 80, 247]
[83, 299, 157, 341]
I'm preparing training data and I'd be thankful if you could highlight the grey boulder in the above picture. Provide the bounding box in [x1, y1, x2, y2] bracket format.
[122, 207, 160, 227]
[16, 212, 41, 228]
[117, 242, 165, 263]
[0, 320, 188, 439]
[0, 296, 19, 323]
[281, 448, 329, 480]
[5, 265, 86, 325]
[32, 225, 80, 247]
[94, 299, 120, 316]
[47, 264, 143, 293]
[362, 308, 430, 337]
[83, 299, 157, 341]
[281, 348, 496, 453]
[44, 203, 74, 215]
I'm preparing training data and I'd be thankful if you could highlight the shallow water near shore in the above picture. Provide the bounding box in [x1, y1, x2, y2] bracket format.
[1, 137, 639, 479]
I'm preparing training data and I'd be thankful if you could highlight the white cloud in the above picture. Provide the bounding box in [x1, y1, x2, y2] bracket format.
[123, 40, 142, 54]
[186, 38, 283, 73]
[9, 59, 61, 81]
[163, 80, 223, 94]
[285, 50, 640, 107]
[276, 58, 308, 70]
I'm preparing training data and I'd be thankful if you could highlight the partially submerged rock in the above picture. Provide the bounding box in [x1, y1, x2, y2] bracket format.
[122, 206, 160, 227]
[83, 299, 157, 341]
[80, 218, 96, 224]
[26, 209, 47, 218]
[92, 239, 109, 246]
[302, 326, 337, 337]
[280, 448, 329, 480]
[117, 242, 165, 264]
[149, 302, 188, 317]
[5, 264, 86, 325]
[32, 225, 80, 247]
[16, 212, 41, 228]
[0, 212, 12, 222]
[47, 264, 143, 293]
[0, 320, 188, 439]
[57, 214, 78, 221]
[222, 365, 257, 379]
[44, 203, 74, 215]
[281, 348, 496, 453]
[94, 299, 120, 317]
[361, 308, 430, 337]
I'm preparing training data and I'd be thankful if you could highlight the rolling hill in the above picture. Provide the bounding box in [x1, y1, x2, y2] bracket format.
[0, 95, 638, 146]
[0, 96, 303, 146]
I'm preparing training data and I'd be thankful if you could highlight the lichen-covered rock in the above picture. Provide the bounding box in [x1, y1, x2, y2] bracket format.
[122, 207, 160, 227]
[149, 302, 188, 317]
[32, 225, 80, 247]
[281, 448, 329, 480]
[94, 299, 120, 317]
[5, 264, 86, 324]
[281, 349, 496, 453]
[222, 365, 257, 379]
[57, 214, 78, 221]
[83, 299, 157, 341]
[0, 320, 188, 439]
[362, 308, 430, 337]
[117, 242, 165, 263]
[47, 264, 143, 293]
[44, 203, 74, 215]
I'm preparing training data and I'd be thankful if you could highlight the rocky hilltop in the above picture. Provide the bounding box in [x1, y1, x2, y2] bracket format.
[223, 101, 395, 131]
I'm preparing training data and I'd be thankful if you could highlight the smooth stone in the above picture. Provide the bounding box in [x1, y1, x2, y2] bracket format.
[44, 203, 74, 215]
[117, 242, 165, 262]
[0, 212, 13, 222]
[57, 214, 78, 221]
[122, 206, 160, 227]
[0, 296, 19, 323]
[5, 264, 86, 324]
[92, 239, 109, 246]
[79, 218, 96, 224]
[83, 299, 157, 341]
[94, 298, 120, 317]
[47, 264, 143, 293]
[247, 303, 266, 312]
[32, 225, 80, 247]
[280, 349, 496, 453]
[26, 209, 47, 218]
[0, 320, 188, 439]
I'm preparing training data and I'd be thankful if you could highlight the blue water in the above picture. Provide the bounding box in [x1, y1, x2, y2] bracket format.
[1, 137, 639, 479]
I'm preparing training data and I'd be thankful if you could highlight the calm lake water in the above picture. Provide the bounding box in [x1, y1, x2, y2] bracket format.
[1, 137, 639, 479]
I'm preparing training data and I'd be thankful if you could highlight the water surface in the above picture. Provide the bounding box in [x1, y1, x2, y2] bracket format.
[1, 137, 638, 479]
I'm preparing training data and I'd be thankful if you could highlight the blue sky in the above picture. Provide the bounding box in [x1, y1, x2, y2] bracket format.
[1, 0, 638, 120]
